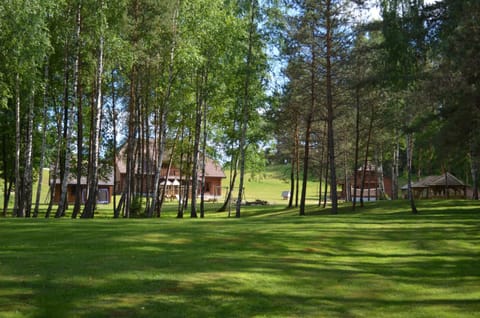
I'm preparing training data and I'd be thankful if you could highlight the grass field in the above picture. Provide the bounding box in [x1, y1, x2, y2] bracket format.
[1, 200, 479, 317]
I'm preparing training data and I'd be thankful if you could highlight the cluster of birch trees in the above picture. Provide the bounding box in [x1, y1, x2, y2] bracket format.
[0, 0, 269, 218]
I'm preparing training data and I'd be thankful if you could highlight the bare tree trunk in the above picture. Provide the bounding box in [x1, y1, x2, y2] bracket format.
[23, 83, 35, 218]
[392, 132, 400, 200]
[82, 24, 104, 219]
[288, 121, 299, 209]
[112, 70, 119, 217]
[352, 86, 360, 210]
[317, 122, 327, 207]
[14, 73, 22, 217]
[300, 24, 317, 216]
[325, 0, 338, 214]
[217, 149, 238, 213]
[190, 72, 203, 218]
[56, 6, 81, 218]
[470, 145, 479, 200]
[57, 44, 70, 218]
[149, 4, 178, 217]
[46, 104, 63, 218]
[2, 132, 11, 216]
[288, 134, 295, 209]
[72, 3, 83, 218]
[406, 133, 418, 214]
[200, 99, 208, 218]
[360, 104, 374, 208]
[122, 66, 138, 219]
[158, 133, 179, 216]
[236, 0, 257, 218]
[34, 64, 49, 218]
[323, 150, 329, 208]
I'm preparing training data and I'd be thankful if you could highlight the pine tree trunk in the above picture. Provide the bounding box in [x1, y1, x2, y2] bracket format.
[352, 86, 361, 210]
[406, 133, 418, 214]
[470, 146, 479, 200]
[325, 0, 338, 214]
[288, 143, 295, 209]
[360, 104, 375, 208]
[300, 24, 317, 216]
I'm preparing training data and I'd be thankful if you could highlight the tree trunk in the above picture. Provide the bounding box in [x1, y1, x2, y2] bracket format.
[300, 23, 318, 216]
[122, 66, 138, 218]
[46, 105, 63, 218]
[2, 132, 11, 216]
[56, 11, 79, 218]
[34, 64, 49, 218]
[352, 86, 361, 210]
[23, 83, 35, 218]
[360, 104, 375, 208]
[299, 114, 312, 216]
[325, 0, 338, 214]
[236, 0, 257, 218]
[190, 72, 203, 219]
[470, 146, 479, 200]
[112, 70, 119, 217]
[288, 121, 298, 209]
[323, 150, 329, 208]
[14, 73, 22, 217]
[200, 98, 208, 218]
[288, 142, 295, 209]
[149, 3, 178, 217]
[82, 24, 104, 219]
[317, 122, 327, 207]
[217, 150, 238, 213]
[406, 133, 418, 214]
[392, 133, 400, 200]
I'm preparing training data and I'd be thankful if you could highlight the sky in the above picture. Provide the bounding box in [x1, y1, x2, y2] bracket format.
[365, 0, 441, 21]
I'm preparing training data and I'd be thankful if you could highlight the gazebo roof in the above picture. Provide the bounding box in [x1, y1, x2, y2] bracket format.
[401, 172, 466, 190]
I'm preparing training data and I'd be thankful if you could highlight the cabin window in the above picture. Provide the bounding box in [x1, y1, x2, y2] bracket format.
[98, 188, 109, 204]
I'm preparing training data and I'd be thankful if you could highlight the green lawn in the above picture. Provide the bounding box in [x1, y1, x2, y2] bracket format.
[1, 200, 479, 317]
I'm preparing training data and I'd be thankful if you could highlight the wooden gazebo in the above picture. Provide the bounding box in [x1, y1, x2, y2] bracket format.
[401, 172, 467, 199]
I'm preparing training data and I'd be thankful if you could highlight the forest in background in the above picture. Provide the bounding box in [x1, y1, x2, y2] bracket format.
[0, 0, 478, 218]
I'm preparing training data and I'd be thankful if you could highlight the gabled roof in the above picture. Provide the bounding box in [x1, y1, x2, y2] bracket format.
[53, 174, 114, 186]
[204, 157, 226, 178]
[401, 172, 466, 190]
[115, 141, 225, 178]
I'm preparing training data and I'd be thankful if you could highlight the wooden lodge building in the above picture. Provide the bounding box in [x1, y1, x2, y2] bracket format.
[115, 142, 226, 200]
[51, 173, 114, 204]
[50, 140, 225, 205]
[338, 164, 393, 202]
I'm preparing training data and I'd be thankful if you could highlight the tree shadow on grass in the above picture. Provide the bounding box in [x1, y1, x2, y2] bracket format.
[0, 210, 479, 317]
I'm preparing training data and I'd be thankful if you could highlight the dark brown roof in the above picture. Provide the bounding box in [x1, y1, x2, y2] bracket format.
[402, 172, 466, 190]
[115, 141, 225, 178]
[204, 157, 226, 178]
[53, 174, 114, 186]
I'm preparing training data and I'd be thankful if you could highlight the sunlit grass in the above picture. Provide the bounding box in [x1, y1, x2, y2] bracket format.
[1, 200, 479, 317]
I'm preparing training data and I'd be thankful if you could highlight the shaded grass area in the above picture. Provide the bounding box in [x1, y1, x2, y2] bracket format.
[0, 200, 479, 317]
